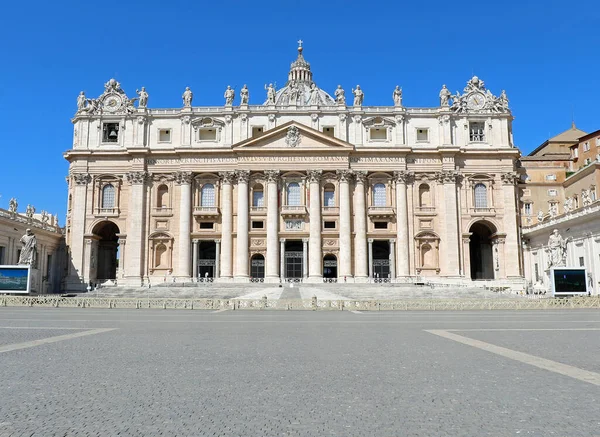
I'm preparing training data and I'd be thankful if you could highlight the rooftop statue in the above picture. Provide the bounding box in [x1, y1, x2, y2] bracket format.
[182, 87, 193, 107]
[224, 85, 235, 106]
[308, 83, 319, 105]
[352, 85, 364, 106]
[26, 204, 35, 219]
[439, 85, 451, 107]
[77, 91, 87, 112]
[136, 87, 149, 108]
[240, 84, 249, 105]
[265, 83, 276, 105]
[9, 197, 18, 213]
[392, 86, 402, 107]
[334, 85, 345, 105]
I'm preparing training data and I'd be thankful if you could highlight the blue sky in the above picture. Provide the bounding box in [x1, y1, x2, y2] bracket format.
[0, 0, 598, 223]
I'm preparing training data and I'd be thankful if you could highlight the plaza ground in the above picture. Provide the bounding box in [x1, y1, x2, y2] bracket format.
[0, 308, 598, 436]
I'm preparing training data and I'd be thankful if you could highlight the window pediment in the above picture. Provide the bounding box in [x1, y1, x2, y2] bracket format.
[362, 116, 395, 128]
[191, 117, 225, 129]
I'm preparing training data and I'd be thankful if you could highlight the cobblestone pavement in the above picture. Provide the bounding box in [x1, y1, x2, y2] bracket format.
[0, 308, 599, 436]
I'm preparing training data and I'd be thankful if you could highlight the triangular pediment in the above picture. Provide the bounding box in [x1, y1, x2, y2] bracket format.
[233, 121, 354, 152]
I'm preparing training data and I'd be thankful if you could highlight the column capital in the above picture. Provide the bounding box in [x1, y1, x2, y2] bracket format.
[126, 171, 150, 185]
[302, 238, 309, 243]
[368, 238, 374, 243]
[354, 171, 367, 184]
[72, 173, 91, 185]
[279, 238, 286, 243]
[389, 238, 396, 244]
[192, 239, 199, 244]
[393, 170, 414, 184]
[336, 169, 354, 182]
[174, 171, 193, 185]
[307, 170, 322, 184]
[434, 170, 463, 184]
[236, 170, 250, 184]
[214, 239, 221, 244]
[218, 171, 236, 184]
[501, 172, 519, 185]
[264, 170, 280, 182]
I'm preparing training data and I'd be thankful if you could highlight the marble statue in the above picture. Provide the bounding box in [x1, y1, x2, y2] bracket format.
[26, 204, 35, 219]
[240, 84, 249, 105]
[77, 91, 87, 112]
[9, 198, 17, 213]
[439, 85, 451, 107]
[549, 203, 558, 217]
[265, 83, 276, 105]
[334, 85, 345, 105]
[224, 85, 235, 106]
[136, 87, 148, 107]
[537, 210, 544, 222]
[18, 229, 37, 266]
[182, 87, 193, 107]
[288, 82, 299, 104]
[498, 90, 509, 111]
[352, 85, 364, 106]
[392, 86, 402, 106]
[582, 189, 592, 206]
[563, 197, 574, 213]
[547, 229, 567, 268]
[309, 83, 319, 105]
[41, 210, 49, 225]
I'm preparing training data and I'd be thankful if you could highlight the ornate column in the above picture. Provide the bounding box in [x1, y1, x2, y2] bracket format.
[116, 236, 126, 280]
[394, 170, 413, 277]
[353, 171, 368, 280]
[368, 238, 374, 280]
[219, 172, 234, 279]
[436, 171, 461, 277]
[125, 171, 149, 285]
[192, 239, 199, 280]
[462, 233, 472, 280]
[337, 170, 353, 279]
[265, 170, 280, 280]
[302, 238, 309, 279]
[280, 238, 286, 281]
[235, 170, 250, 279]
[214, 239, 221, 279]
[501, 172, 521, 278]
[175, 171, 192, 279]
[66, 173, 91, 289]
[389, 239, 396, 280]
[308, 170, 322, 279]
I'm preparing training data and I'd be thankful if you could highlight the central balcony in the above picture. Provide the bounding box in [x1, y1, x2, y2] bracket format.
[469, 207, 496, 216]
[193, 206, 220, 218]
[281, 205, 308, 218]
[367, 206, 395, 218]
[151, 207, 173, 217]
[250, 206, 267, 215]
[94, 207, 119, 217]
[322, 206, 339, 216]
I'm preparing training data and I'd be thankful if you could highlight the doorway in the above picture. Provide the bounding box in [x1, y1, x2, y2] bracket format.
[251, 254, 265, 279]
[372, 240, 390, 280]
[323, 254, 338, 280]
[469, 222, 495, 280]
[93, 221, 119, 280]
[197, 241, 216, 279]
[284, 240, 303, 279]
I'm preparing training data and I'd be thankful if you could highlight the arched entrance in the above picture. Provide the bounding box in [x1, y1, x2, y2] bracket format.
[93, 221, 120, 280]
[251, 254, 265, 279]
[469, 222, 495, 280]
[323, 254, 337, 280]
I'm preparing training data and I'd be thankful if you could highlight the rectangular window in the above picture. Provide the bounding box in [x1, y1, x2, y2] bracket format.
[548, 189, 558, 196]
[252, 126, 264, 137]
[199, 222, 214, 229]
[323, 190, 335, 207]
[158, 129, 171, 142]
[102, 123, 119, 143]
[322, 126, 335, 137]
[596, 138, 600, 147]
[591, 187, 597, 201]
[374, 222, 388, 229]
[416, 128, 429, 142]
[0, 246, 5, 264]
[251, 221, 264, 229]
[573, 148, 579, 158]
[469, 122, 485, 142]
[579, 257, 585, 267]
[323, 221, 336, 229]
[584, 142, 590, 152]
[545, 174, 556, 181]
[252, 191, 264, 207]
[199, 128, 217, 141]
[370, 128, 387, 141]
[524, 203, 532, 215]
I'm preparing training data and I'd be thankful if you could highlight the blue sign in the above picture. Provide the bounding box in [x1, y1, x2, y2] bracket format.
[0, 266, 30, 293]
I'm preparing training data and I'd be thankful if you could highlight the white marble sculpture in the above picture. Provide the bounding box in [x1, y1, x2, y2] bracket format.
[182, 87, 193, 107]
[77, 91, 87, 112]
[26, 204, 35, 219]
[582, 189, 592, 206]
[309, 83, 319, 105]
[265, 83, 276, 105]
[563, 197, 573, 213]
[537, 210, 544, 222]
[392, 86, 402, 106]
[352, 85, 364, 106]
[18, 229, 37, 266]
[547, 229, 567, 267]
[224, 86, 235, 106]
[334, 85, 345, 105]
[9, 198, 17, 213]
[136, 87, 148, 107]
[439, 85, 451, 107]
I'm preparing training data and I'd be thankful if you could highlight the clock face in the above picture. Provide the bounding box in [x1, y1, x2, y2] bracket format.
[467, 93, 485, 110]
[103, 95, 122, 112]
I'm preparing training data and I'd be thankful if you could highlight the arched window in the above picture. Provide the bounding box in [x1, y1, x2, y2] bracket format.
[323, 184, 335, 207]
[474, 183, 487, 208]
[419, 184, 430, 207]
[373, 183, 386, 207]
[157, 185, 169, 208]
[201, 183, 215, 207]
[252, 184, 264, 207]
[287, 182, 301, 206]
[102, 184, 115, 208]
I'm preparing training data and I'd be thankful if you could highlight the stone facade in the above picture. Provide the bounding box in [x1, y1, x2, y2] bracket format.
[64, 43, 523, 290]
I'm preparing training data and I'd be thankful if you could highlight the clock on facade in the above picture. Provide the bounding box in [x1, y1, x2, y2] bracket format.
[466, 93, 485, 110]
[103, 95, 122, 112]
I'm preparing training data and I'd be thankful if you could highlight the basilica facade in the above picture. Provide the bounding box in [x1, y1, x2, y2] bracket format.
[64, 44, 523, 290]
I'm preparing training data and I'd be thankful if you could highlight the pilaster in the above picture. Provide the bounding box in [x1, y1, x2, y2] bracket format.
[235, 170, 250, 279]
[353, 171, 368, 280]
[337, 170, 353, 279]
[219, 172, 235, 279]
[265, 170, 280, 280]
[175, 171, 193, 279]
[308, 170, 322, 279]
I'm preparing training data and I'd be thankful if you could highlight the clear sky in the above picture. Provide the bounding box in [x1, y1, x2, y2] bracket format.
[0, 0, 598, 223]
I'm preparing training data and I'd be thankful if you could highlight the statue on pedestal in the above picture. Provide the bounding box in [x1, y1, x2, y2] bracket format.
[547, 229, 567, 268]
[224, 85, 235, 106]
[136, 87, 149, 108]
[352, 85, 364, 106]
[392, 86, 402, 106]
[265, 83, 276, 105]
[18, 229, 37, 266]
[334, 85, 345, 105]
[582, 189, 592, 206]
[26, 204, 35, 219]
[564, 197, 573, 213]
[439, 85, 451, 107]
[41, 210, 49, 225]
[549, 203, 558, 217]
[308, 83, 319, 105]
[77, 91, 87, 112]
[537, 210, 544, 222]
[9, 198, 17, 213]
[182, 87, 193, 107]
[240, 84, 249, 105]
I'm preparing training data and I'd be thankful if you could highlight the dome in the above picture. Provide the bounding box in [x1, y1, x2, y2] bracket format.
[264, 42, 336, 107]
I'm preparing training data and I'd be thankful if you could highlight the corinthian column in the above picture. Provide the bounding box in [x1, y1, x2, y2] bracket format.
[394, 170, 413, 277]
[501, 172, 521, 278]
[125, 171, 150, 285]
[437, 171, 461, 276]
[337, 170, 353, 279]
[308, 170, 322, 280]
[219, 172, 235, 279]
[235, 170, 250, 279]
[353, 171, 368, 279]
[65, 173, 91, 290]
[175, 171, 193, 279]
[265, 170, 280, 280]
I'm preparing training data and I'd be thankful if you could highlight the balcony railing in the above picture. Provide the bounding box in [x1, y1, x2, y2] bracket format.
[193, 206, 220, 217]
[322, 206, 339, 215]
[151, 207, 173, 216]
[281, 205, 307, 217]
[94, 207, 119, 216]
[367, 206, 395, 217]
[250, 206, 267, 214]
[415, 206, 436, 214]
[469, 207, 496, 215]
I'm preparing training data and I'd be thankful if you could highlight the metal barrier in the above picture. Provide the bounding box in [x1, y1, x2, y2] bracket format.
[1, 295, 599, 311]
